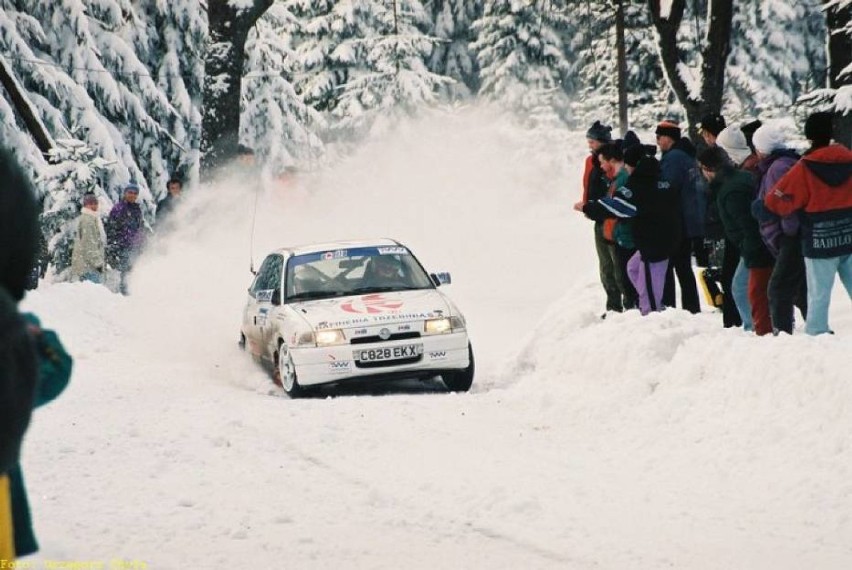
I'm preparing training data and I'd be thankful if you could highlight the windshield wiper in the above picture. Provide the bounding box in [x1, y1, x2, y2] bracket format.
[350, 286, 422, 294]
[287, 290, 345, 302]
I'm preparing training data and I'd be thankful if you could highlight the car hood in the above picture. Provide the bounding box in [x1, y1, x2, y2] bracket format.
[290, 289, 453, 330]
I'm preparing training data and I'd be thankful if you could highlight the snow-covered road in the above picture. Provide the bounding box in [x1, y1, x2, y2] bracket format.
[19, 110, 852, 569]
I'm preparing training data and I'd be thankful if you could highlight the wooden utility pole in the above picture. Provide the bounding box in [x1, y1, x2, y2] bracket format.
[615, 0, 628, 134]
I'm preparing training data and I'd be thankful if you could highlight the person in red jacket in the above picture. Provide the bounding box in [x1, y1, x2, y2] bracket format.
[577, 120, 622, 316]
[764, 112, 852, 335]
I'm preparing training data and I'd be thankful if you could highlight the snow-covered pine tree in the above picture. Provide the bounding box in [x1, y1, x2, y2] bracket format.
[426, 0, 482, 100]
[471, 0, 577, 128]
[0, 0, 211, 273]
[331, 0, 453, 139]
[287, 0, 372, 115]
[135, 0, 207, 191]
[38, 135, 114, 277]
[0, 0, 181, 208]
[242, 1, 324, 171]
[725, 0, 826, 121]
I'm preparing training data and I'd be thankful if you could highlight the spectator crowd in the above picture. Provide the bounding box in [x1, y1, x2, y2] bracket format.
[66, 176, 184, 295]
[575, 112, 851, 336]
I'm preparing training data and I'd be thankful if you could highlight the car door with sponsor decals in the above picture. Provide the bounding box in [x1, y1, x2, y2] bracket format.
[246, 254, 283, 356]
[257, 255, 285, 357]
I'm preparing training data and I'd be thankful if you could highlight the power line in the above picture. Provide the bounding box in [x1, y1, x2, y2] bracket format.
[4, 54, 292, 81]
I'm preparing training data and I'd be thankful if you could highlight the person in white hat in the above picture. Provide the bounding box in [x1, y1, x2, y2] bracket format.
[750, 123, 806, 335]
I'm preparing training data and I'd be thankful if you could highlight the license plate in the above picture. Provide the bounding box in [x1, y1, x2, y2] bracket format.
[355, 344, 422, 363]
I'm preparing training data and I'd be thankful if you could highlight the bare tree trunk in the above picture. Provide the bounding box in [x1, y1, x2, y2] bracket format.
[0, 56, 54, 156]
[647, 0, 734, 142]
[615, 0, 628, 134]
[201, 0, 274, 179]
[826, 0, 852, 147]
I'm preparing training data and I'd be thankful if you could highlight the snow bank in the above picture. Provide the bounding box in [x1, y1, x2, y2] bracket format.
[17, 108, 852, 569]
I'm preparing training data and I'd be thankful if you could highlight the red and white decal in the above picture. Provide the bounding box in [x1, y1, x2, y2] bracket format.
[341, 294, 404, 314]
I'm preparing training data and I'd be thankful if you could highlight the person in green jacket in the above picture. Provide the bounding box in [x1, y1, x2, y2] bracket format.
[698, 146, 775, 336]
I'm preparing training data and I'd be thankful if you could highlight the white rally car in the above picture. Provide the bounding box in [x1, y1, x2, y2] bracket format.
[240, 239, 474, 396]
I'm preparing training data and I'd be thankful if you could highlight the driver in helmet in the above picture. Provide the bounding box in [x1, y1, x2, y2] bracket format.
[363, 255, 409, 288]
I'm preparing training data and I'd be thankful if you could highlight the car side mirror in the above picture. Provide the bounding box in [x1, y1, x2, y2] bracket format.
[271, 289, 281, 306]
[430, 272, 452, 287]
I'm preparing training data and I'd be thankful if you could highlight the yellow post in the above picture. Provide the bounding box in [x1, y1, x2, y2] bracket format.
[0, 474, 14, 562]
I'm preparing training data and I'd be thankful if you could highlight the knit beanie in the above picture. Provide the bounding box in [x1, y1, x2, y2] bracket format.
[622, 130, 641, 150]
[655, 121, 681, 140]
[751, 124, 787, 155]
[586, 120, 613, 143]
[698, 113, 726, 137]
[623, 145, 646, 168]
[804, 111, 833, 144]
[716, 127, 751, 165]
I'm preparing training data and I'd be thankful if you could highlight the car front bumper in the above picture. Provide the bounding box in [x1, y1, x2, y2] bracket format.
[291, 332, 470, 387]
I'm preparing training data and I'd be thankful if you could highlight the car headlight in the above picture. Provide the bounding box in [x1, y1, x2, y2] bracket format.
[292, 331, 316, 347]
[315, 328, 346, 346]
[425, 318, 452, 334]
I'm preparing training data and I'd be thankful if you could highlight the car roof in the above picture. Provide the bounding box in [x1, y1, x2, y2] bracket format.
[270, 238, 404, 257]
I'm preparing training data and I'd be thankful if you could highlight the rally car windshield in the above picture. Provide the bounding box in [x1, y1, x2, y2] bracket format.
[285, 246, 434, 302]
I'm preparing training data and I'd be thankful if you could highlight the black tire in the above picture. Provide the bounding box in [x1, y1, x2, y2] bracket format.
[273, 341, 305, 398]
[442, 343, 474, 392]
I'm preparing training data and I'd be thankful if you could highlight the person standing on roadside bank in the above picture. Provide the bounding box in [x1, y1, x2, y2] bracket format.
[106, 182, 145, 295]
[576, 120, 623, 317]
[156, 176, 183, 224]
[763, 112, 852, 336]
[656, 120, 705, 314]
[70, 192, 106, 284]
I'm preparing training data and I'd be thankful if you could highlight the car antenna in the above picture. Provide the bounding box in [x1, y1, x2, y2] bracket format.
[248, 172, 262, 276]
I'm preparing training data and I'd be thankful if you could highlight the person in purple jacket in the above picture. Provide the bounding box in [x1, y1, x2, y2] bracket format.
[750, 124, 806, 334]
[106, 182, 145, 295]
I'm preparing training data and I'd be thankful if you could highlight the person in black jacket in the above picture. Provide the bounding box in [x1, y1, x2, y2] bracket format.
[156, 176, 183, 224]
[699, 147, 775, 335]
[0, 147, 40, 559]
[0, 147, 39, 477]
[622, 146, 681, 314]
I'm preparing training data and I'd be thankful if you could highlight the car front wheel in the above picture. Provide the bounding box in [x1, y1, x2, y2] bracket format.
[442, 343, 474, 392]
[273, 341, 305, 397]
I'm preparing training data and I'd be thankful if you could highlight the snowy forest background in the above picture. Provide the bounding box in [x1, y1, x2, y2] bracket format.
[0, 0, 849, 275]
